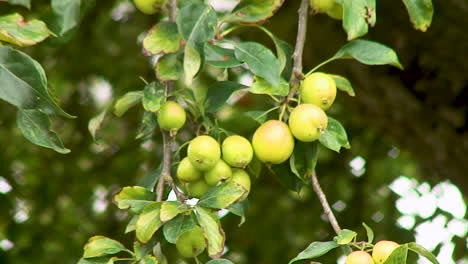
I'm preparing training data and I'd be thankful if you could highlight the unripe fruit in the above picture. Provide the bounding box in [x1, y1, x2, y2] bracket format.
[204, 160, 232, 186]
[176, 157, 202, 182]
[345, 251, 374, 264]
[252, 120, 295, 164]
[372, 240, 399, 264]
[187, 136, 221, 171]
[175, 226, 206, 258]
[186, 179, 210, 198]
[300, 72, 337, 110]
[230, 169, 251, 200]
[222, 135, 253, 168]
[157, 101, 186, 132]
[326, 3, 343, 20]
[133, 0, 167, 15]
[288, 104, 328, 142]
[310, 0, 335, 13]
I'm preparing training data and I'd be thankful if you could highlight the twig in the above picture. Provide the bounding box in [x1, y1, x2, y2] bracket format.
[310, 170, 342, 235]
[169, 0, 177, 22]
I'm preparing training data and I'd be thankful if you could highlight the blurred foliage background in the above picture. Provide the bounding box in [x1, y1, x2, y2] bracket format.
[0, 0, 466, 264]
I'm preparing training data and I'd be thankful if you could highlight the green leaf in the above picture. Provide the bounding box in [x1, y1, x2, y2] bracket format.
[114, 186, 156, 214]
[136, 111, 158, 140]
[332, 39, 403, 69]
[176, 2, 217, 45]
[256, 26, 292, 75]
[83, 236, 128, 258]
[139, 255, 159, 264]
[183, 43, 202, 83]
[137, 163, 162, 189]
[0, 13, 50, 47]
[362, 222, 374, 243]
[205, 81, 245, 112]
[198, 182, 247, 209]
[329, 74, 355, 96]
[407, 242, 440, 264]
[288, 241, 340, 264]
[0, 46, 71, 117]
[205, 44, 243, 68]
[206, 260, 234, 264]
[78, 257, 113, 264]
[142, 82, 165, 112]
[234, 42, 281, 87]
[195, 206, 225, 258]
[143, 22, 183, 55]
[270, 163, 301, 191]
[136, 202, 164, 243]
[88, 107, 108, 141]
[290, 141, 318, 180]
[125, 215, 139, 234]
[383, 244, 408, 264]
[334, 229, 357, 245]
[6, 0, 31, 8]
[16, 109, 70, 154]
[225, 0, 285, 24]
[401, 0, 433, 32]
[319, 117, 350, 152]
[335, 0, 376, 40]
[50, 0, 81, 35]
[227, 201, 247, 226]
[246, 155, 262, 178]
[114, 91, 143, 117]
[250, 76, 289, 96]
[163, 213, 197, 244]
[160, 201, 191, 222]
[155, 53, 183, 81]
[244, 111, 268, 124]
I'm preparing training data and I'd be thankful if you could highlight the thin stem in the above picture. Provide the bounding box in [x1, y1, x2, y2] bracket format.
[305, 57, 335, 76]
[278, 104, 287, 121]
[310, 170, 342, 235]
[255, 105, 280, 121]
[268, 94, 281, 103]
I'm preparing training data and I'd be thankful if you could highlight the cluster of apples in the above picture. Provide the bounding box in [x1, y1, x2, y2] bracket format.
[252, 72, 336, 164]
[346, 241, 400, 264]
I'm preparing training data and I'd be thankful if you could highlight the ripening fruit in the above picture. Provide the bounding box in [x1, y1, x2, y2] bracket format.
[230, 169, 251, 200]
[326, 3, 343, 20]
[372, 240, 399, 264]
[310, 0, 335, 13]
[288, 104, 328, 142]
[204, 160, 232, 186]
[252, 120, 295, 164]
[176, 157, 202, 182]
[133, 0, 167, 15]
[345, 251, 374, 264]
[222, 135, 253, 168]
[300, 72, 337, 110]
[187, 136, 221, 171]
[186, 179, 210, 198]
[175, 226, 206, 258]
[157, 101, 186, 132]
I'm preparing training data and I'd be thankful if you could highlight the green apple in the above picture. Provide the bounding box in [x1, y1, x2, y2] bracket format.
[230, 169, 251, 200]
[222, 135, 253, 168]
[372, 240, 399, 264]
[157, 101, 186, 132]
[252, 120, 295, 164]
[187, 135, 221, 171]
[176, 157, 202, 182]
[300, 72, 337, 110]
[345, 251, 374, 264]
[133, 0, 167, 15]
[186, 179, 210, 198]
[288, 104, 328, 142]
[204, 160, 232, 186]
[175, 226, 206, 258]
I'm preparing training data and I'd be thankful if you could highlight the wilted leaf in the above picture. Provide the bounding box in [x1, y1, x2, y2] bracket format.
[225, 0, 285, 24]
[0, 13, 50, 46]
[195, 206, 225, 258]
[155, 53, 183, 81]
[335, 0, 376, 40]
[143, 22, 183, 55]
[402, 0, 433, 32]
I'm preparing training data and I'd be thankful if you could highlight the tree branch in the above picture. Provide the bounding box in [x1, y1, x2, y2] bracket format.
[310, 170, 342, 235]
[169, 0, 177, 22]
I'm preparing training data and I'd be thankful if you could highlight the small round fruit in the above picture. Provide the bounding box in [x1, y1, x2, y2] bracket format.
[186, 179, 210, 198]
[204, 160, 232, 186]
[300, 72, 337, 110]
[222, 135, 253, 168]
[177, 157, 202, 182]
[288, 104, 328, 142]
[345, 251, 374, 264]
[187, 136, 221, 171]
[252, 120, 294, 164]
[310, 0, 335, 13]
[133, 0, 167, 15]
[326, 3, 343, 20]
[372, 240, 399, 264]
[230, 169, 251, 200]
[157, 101, 186, 132]
[175, 226, 206, 258]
